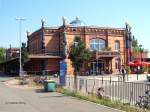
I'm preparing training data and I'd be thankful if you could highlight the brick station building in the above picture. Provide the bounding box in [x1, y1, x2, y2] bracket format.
[26, 17, 132, 75]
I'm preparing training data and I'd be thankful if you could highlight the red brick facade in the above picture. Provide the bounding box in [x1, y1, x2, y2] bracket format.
[26, 18, 131, 75]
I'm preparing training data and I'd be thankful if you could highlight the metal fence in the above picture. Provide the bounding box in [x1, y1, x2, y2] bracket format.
[65, 76, 150, 105]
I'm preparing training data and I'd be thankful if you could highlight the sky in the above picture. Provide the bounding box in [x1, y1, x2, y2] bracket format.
[0, 0, 150, 51]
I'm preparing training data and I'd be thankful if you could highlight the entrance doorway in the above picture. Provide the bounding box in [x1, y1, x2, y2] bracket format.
[90, 60, 104, 75]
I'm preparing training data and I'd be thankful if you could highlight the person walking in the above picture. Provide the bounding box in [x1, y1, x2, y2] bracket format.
[121, 67, 126, 82]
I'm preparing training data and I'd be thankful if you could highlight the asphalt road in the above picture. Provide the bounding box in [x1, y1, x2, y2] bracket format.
[0, 77, 122, 112]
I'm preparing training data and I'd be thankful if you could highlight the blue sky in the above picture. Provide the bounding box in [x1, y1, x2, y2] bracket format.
[0, 0, 150, 51]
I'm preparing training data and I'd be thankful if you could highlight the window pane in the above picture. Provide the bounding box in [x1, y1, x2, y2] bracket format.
[115, 41, 120, 50]
[95, 39, 99, 44]
[95, 44, 99, 51]
[99, 39, 105, 50]
[90, 44, 95, 51]
[90, 39, 94, 43]
[90, 39, 106, 51]
[99, 44, 105, 50]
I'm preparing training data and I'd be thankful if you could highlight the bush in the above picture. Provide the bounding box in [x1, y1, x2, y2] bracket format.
[126, 66, 131, 74]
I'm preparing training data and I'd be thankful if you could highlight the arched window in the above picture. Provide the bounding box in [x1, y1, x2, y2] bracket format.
[115, 40, 120, 51]
[90, 39, 105, 51]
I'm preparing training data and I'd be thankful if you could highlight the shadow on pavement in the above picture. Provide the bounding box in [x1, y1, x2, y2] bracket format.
[35, 89, 66, 98]
[0, 72, 15, 82]
[35, 89, 45, 93]
[0, 72, 16, 78]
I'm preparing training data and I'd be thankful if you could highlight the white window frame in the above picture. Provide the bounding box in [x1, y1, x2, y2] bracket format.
[90, 39, 105, 51]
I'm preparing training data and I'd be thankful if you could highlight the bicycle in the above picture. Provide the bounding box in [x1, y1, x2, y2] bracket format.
[136, 90, 150, 108]
[97, 87, 104, 99]
[33, 76, 47, 85]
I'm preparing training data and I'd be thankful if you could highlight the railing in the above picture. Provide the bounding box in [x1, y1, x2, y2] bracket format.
[65, 76, 150, 105]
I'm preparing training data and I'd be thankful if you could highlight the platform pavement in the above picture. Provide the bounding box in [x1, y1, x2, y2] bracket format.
[0, 77, 122, 112]
[76, 74, 148, 82]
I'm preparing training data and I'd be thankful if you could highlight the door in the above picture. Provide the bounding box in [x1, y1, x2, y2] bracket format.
[90, 60, 104, 75]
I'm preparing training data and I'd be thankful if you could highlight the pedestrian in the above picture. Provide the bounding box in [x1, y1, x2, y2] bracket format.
[101, 70, 104, 75]
[110, 69, 113, 74]
[122, 67, 126, 82]
[86, 70, 89, 76]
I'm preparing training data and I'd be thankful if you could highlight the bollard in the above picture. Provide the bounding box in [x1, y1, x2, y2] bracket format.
[85, 79, 87, 93]
[127, 73, 129, 81]
[102, 75, 103, 84]
[137, 73, 138, 80]
[110, 76, 111, 83]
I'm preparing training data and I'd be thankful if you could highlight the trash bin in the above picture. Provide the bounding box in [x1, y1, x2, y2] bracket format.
[44, 80, 56, 92]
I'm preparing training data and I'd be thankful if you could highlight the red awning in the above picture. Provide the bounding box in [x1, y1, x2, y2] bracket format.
[142, 62, 150, 67]
[128, 61, 150, 67]
[128, 62, 135, 66]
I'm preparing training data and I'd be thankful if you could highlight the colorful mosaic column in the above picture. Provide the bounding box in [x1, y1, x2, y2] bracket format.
[125, 22, 132, 64]
[59, 30, 67, 86]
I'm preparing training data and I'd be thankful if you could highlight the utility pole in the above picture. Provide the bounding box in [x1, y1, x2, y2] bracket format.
[16, 17, 25, 77]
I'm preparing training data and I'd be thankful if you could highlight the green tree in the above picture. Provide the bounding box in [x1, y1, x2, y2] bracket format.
[69, 37, 91, 90]
[21, 43, 29, 67]
[0, 47, 6, 63]
[132, 36, 138, 47]
[132, 36, 146, 53]
[132, 35, 140, 52]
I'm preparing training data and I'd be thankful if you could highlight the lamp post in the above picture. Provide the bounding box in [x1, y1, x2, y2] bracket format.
[16, 17, 25, 77]
[137, 44, 142, 80]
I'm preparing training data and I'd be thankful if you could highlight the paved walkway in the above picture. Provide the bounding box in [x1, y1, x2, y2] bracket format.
[78, 74, 148, 82]
[0, 77, 122, 112]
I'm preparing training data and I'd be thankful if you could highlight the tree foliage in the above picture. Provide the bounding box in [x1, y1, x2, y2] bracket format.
[132, 36, 146, 53]
[69, 37, 91, 72]
[132, 36, 138, 48]
[68, 36, 91, 90]
[0, 47, 6, 63]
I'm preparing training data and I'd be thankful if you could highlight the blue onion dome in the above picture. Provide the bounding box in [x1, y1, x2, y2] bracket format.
[69, 17, 85, 26]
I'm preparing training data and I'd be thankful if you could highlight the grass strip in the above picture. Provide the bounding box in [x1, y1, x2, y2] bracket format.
[56, 87, 149, 112]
